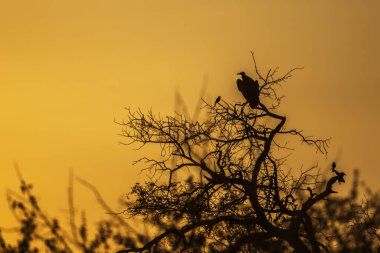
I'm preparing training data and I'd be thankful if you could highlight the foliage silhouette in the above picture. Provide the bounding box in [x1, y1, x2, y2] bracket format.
[1, 169, 379, 252]
[0, 171, 143, 253]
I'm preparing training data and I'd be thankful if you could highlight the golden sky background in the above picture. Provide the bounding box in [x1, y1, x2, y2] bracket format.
[1, 0, 380, 234]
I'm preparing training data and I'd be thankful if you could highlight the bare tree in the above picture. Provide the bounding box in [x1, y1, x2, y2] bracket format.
[2, 55, 379, 252]
[116, 55, 351, 252]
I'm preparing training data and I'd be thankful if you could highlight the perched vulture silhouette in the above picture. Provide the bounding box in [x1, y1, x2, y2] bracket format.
[236, 72, 260, 108]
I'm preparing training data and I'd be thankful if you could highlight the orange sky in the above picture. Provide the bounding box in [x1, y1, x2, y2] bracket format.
[1, 0, 380, 238]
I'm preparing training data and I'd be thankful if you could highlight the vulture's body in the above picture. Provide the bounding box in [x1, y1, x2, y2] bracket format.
[237, 72, 260, 108]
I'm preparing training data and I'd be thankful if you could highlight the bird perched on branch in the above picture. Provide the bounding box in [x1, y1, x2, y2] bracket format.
[214, 96, 221, 107]
[332, 162, 346, 184]
[237, 72, 260, 108]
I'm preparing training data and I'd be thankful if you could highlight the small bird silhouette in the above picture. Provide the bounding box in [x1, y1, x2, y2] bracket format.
[236, 72, 260, 108]
[214, 96, 221, 107]
[331, 162, 346, 184]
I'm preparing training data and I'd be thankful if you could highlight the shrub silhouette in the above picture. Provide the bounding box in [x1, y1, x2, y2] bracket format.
[0, 172, 144, 253]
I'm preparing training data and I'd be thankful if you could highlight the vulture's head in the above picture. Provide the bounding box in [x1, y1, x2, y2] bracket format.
[237, 72, 246, 76]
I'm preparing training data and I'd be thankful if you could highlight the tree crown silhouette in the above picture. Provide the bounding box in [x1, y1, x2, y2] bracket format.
[115, 55, 353, 253]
